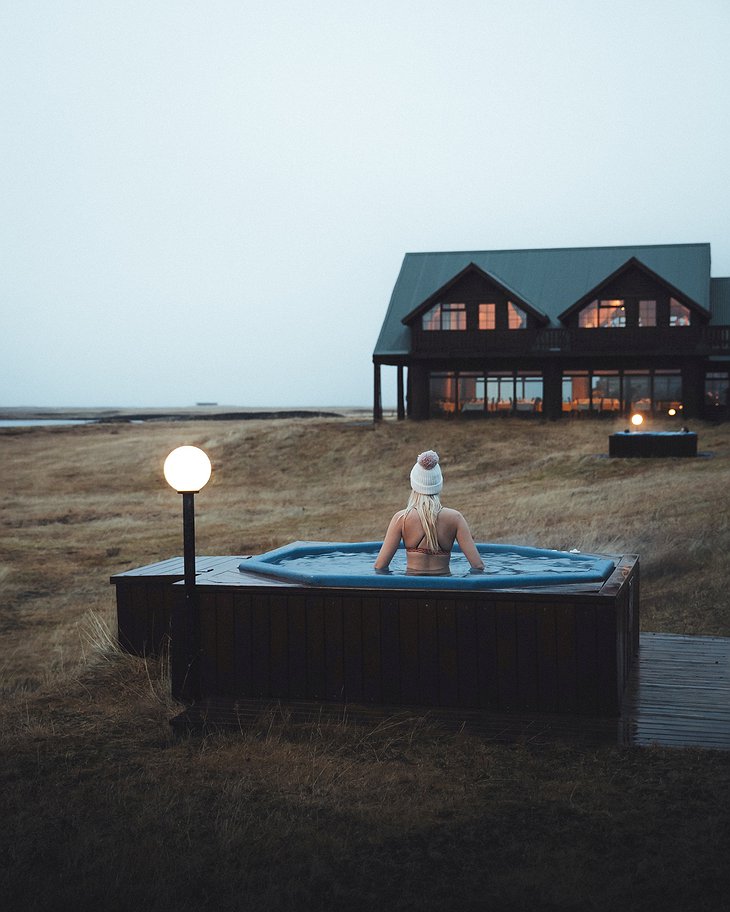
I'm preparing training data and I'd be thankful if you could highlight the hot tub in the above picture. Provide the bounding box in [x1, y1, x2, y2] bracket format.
[609, 430, 697, 457]
[151, 542, 640, 717]
[239, 541, 616, 589]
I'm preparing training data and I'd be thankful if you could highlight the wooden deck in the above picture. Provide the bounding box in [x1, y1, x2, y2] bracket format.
[621, 632, 730, 750]
[171, 632, 730, 751]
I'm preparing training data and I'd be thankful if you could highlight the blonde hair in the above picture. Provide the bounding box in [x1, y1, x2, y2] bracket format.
[405, 491, 442, 553]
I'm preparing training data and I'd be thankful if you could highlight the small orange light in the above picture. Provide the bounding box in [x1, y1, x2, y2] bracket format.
[668, 408, 677, 416]
[631, 413, 644, 427]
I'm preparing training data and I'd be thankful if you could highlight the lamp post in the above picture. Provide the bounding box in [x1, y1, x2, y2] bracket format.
[164, 446, 212, 700]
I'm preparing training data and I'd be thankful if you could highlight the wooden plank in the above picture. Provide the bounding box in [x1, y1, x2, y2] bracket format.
[496, 603, 518, 711]
[555, 603, 577, 713]
[456, 600, 479, 708]
[515, 604, 539, 712]
[198, 592, 218, 694]
[132, 584, 152, 654]
[575, 603, 599, 714]
[616, 585, 628, 693]
[380, 597, 400, 705]
[169, 587, 189, 700]
[269, 595, 289, 697]
[250, 594, 270, 697]
[418, 598, 439, 706]
[437, 599, 458, 708]
[111, 555, 238, 580]
[342, 597, 363, 703]
[160, 586, 176, 655]
[361, 597, 382, 704]
[536, 605, 558, 713]
[324, 596, 344, 701]
[232, 592, 253, 697]
[142, 584, 161, 654]
[594, 604, 618, 715]
[215, 591, 236, 696]
[305, 596, 326, 700]
[399, 598, 420, 704]
[287, 596, 307, 699]
[115, 583, 138, 653]
[476, 601, 498, 711]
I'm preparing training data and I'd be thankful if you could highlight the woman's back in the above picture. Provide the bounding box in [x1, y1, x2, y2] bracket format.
[401, 506, 460, 574]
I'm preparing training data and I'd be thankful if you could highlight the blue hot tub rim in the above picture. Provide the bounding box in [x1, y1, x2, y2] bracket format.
[238, 540, 616, 591]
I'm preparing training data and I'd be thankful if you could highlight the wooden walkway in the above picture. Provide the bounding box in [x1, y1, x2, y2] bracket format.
[171, 632, 730, 751]
[620, 632, 730, 750]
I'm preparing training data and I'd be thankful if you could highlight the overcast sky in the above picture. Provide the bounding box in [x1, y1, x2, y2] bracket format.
[2, 0, 729, 408]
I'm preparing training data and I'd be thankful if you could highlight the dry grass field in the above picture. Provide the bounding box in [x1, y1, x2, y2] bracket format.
[1, 416, 729, 911]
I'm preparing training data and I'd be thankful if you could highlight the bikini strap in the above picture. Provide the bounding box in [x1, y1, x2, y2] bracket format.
[401, 508, 426, 549]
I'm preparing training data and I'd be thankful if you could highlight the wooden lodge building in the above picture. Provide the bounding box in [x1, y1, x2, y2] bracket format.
[372, 242, 730, 421]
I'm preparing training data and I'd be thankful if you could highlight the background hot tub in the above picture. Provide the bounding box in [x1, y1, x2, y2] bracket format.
[609, 431, 697, 457]
[134, 543, 640, 717]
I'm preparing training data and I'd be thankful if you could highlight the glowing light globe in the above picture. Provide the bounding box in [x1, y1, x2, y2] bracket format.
[668, 408, 677, 416]
[630, 413, 644, 427]
[164, 446, 212, 492]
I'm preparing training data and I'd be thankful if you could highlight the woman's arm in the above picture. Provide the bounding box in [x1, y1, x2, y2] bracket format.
[374, 511, 405, 570]
[455, 513, 485, 570]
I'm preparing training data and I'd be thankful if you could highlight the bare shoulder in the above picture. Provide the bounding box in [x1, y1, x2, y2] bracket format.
[440, 506, 466, 521]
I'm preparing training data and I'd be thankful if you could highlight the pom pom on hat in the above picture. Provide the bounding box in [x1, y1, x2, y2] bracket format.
[410, 450, 443, 494]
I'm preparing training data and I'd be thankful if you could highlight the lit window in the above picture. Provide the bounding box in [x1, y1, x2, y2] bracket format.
[478, 303, 496, 329]
[578, 299, 625, 328]
[507, 302, 527, 329]
[638, 300, 657, 327]
[441, 303, 466, 330]
[423, 302, 467, 330]
[578, 300, 598, 328]
[670, 298, 691, 326]
[599, 300, 625, 327]
[422, 304, 442, 331]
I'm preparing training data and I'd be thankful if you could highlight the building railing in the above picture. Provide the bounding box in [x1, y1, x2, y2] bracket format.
[411, 325, 730, 356]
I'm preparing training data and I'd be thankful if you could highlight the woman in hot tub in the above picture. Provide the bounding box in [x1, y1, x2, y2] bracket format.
[374, 450, 485, 575]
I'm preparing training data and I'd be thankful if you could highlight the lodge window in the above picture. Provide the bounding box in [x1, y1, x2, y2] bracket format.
[578, 299, 626, 328]
[655, 371, 683, 413]
[476, 301, 527, 330]
[422, 302, 466, 331]
[562, 368, 682, 415]
[429, 370, 542, 416]
[478, 303, 496, 329]
[638, 300, 657, 327]
[670, 298, 691, 326]
[578, 296, 692, 328]
[507, 302, 528, 329]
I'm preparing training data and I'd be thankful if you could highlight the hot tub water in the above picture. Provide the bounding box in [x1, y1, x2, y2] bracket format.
[240, 541, 615, 590]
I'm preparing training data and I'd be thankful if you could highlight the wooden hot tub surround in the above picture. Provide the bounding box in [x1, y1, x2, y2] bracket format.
[113, 550, 639, 717]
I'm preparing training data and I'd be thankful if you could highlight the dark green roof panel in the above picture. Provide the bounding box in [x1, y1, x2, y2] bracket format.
[711, 278, 730, 325]
[374, 243, 713, 357]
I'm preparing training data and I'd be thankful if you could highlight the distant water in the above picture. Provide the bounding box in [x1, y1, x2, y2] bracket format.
[0, 419, 95, 427]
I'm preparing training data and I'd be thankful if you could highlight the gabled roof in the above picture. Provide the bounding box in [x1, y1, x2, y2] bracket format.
[374, 242, 713, 357]
[558, 256, 711, 322]
[400, 262, 550, 327]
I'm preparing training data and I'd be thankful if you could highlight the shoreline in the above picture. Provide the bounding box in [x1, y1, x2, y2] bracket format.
[0, 405, 375, 422]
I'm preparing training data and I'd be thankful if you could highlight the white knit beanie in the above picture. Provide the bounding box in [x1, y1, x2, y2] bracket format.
[410, 450, 443, 495]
